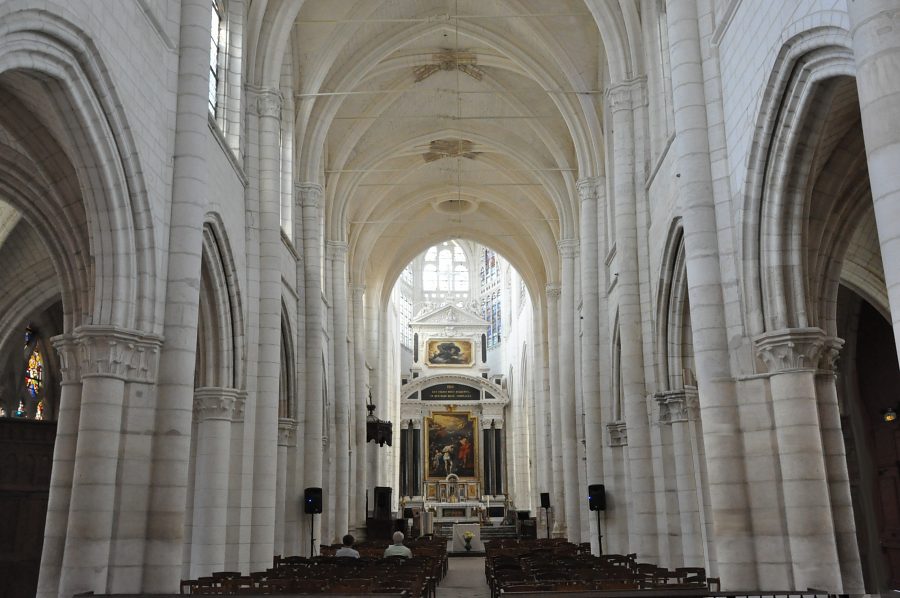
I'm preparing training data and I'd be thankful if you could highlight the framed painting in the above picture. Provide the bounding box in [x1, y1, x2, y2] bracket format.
[467, 482, 479, 499]
[425, 339, 474, 367]
[425, 411, 478, 479]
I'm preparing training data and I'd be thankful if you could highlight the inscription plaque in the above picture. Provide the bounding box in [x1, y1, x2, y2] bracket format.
[422, 383, 480, 401]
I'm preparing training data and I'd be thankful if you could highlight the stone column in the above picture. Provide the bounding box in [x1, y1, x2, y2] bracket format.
[298, 182, 324, 553]
[58, 327, 161, 596]
[608, 81, 656, 560]
[578, 177, 605, 554]
[275, 418, 297, 556]
[37, 336, 82, 598]
[848, 1, 900, 363]
[545, 284, 565, 536]
[142, 0, 210, 589]
[657, 390, 703, 568]
[558, 239, 581, 542]
[666, 0, 753, 585]
[531, 307, 552, 509]
[815, 339, 864, 593]
[248, 86, 283, 570]
[328, 241, 351, 541]
[351, 286, 368, 535]
[755, 328, 842, 591]
[190, 388, 238, 578]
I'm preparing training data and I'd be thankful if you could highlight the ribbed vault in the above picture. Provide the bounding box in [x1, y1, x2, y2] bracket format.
[248, 0, 638, 308]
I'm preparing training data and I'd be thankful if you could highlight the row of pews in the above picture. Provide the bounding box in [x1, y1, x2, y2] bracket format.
[485, 539, 719, 597]
[179, 537, 446, 596]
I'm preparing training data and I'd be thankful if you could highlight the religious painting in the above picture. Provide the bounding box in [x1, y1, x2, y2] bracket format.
[425, 483, 437, 500]
[425, 411, 477, 479]
[425, 339, 474, 367]
[467, 482, 479, 499]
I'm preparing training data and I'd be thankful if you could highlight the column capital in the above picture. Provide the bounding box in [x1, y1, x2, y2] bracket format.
[253, 88, 283, 119]
[193, 387, 241, 422]
[545, 284, 562, 300]
[327, 240, 348, 259]
[576, 177, 602, 202]
[655, 389, 699, 424]
[295, 182, 323, 208]
[817, 336, 845, 374]
[605, 77, 647, 113]
[351, 284, 366, 296]
[51, 334, 82, 384]
[607, 421, 628, 447]
[557, 238, 579, 258]
[754, 327, 827, 374]
[61, 326, 164, 383]
[278, 418, 298, 446]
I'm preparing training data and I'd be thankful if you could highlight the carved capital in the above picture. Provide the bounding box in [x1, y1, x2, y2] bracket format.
[576, 177, 602, 203]
[545, 284, 561, 300]
[606, 85, 633, 114]
[71, 326, 163, 383]
[295, 182, 323, 208]
[327, 240, 348, 260]
[255, 89, 282, 118]
[278, 418, 298, 446]
[818, 336, 845, 374]
[754, 327, 827, 374]
[558, 239, 579, 259]
[193, 387, 240, 422]
[51, 334, 81, 384]
[231, 392, 246, 421]
[607, 421, 628, 447]
[656, 389, 699, 424]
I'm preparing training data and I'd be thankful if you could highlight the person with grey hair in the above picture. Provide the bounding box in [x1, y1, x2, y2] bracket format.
[383, 531, 412, 559]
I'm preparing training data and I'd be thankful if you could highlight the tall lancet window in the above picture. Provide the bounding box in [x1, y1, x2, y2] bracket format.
[18, 327, 45, 419]
[209, 1, 224, 115]
[421, 241, 469, 303]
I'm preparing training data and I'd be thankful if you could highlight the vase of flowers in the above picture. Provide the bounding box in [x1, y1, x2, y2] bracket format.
[463, 530, 474, 552]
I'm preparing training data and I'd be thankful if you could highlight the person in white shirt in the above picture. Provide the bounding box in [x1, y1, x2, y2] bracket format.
[335, 534, 360, 558]
[383, 531, 412, 559]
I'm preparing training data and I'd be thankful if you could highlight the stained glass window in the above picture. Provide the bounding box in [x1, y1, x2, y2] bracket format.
[25, 344, 43, 398]
[421, 241, 469, 301]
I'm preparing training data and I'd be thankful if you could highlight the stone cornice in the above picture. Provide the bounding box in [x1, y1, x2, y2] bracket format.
[193, 387, 241, 422]
[754, 327, 827, 373]
[55, 327, 164, 383]
[295, 182, 323, 208]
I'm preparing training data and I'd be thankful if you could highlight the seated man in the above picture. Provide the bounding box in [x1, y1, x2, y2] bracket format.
[335, 534, 360, 558]
[383, 531, 413, 559]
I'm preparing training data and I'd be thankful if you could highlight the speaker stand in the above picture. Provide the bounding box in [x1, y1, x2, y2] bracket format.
[595, 508, 603, 555]
[542, 506, 551, 539]
[309, 512, 317, 558]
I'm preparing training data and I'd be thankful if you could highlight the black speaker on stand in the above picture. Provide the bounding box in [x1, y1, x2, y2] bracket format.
[304, 487, 322, 557]
[588, 483, 606, 555]
[539, 492, 551, 539]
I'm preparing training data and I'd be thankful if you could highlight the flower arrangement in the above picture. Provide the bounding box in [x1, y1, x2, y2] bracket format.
[462, 531, 475, 541]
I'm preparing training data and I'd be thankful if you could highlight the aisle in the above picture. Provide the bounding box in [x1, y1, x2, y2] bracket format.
[437, 557, 490, 598]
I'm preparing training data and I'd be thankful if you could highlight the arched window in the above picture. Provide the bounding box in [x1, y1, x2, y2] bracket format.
[421, 241, 469, 301]
[15, 327, 47, 420]
[209, 0, 225, 115]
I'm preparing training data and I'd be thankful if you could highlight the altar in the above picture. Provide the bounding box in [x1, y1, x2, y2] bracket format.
[451, 523, 483, 552]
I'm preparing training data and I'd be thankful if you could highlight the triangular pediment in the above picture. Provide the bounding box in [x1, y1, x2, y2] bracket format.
[411, 303, 489, 328]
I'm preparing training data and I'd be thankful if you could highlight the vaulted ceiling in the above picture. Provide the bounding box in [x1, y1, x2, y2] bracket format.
[248, 0, 642, 304]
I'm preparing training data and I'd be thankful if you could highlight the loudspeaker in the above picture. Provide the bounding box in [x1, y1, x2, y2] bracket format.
[540, 492, 550, 509]
[516, 510, 531, 521]
[304, 487, 322, 514]
[588, 484, 606, 512]
[403, 507, 414, 519]
[374, 486, 392, 520]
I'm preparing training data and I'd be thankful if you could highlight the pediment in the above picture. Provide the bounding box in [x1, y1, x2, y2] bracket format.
[411, 303, 489, 328]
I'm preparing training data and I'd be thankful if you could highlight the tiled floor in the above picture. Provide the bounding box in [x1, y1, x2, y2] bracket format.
[436, 556, 490, 598]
